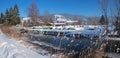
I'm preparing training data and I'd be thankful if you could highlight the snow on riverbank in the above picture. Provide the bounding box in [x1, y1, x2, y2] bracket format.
[0, 30, 49, 58]
[104, 53, 120, 58]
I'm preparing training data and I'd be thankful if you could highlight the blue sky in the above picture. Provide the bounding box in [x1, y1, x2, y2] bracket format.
[0, 0, 104, 17]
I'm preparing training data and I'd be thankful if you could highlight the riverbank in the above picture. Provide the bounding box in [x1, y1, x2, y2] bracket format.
[104, 53, 120, 58]
[0, 28, 49, 58]
[1, 25, 119, 58]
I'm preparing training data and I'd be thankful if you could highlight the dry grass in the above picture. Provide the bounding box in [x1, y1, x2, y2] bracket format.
[1, 26, 22, 40]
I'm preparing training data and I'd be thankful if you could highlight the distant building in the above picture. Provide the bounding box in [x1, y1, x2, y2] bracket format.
[21, 14, 79, 26]
[52, 14, 78, 26]
[21, 17, 32, 23]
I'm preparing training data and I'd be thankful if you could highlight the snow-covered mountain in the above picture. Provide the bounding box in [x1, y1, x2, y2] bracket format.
[54, 14, 67, 21]
[50, 14, 88, 21]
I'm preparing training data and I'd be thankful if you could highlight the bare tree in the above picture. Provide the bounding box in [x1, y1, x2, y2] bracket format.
[27, 2, 39, 25]
[43, 10, 53, 25]
[114, 0, 120, 35]
[44, 10, 49, 16]
[99, 0, 109, 35]
[99, 0, 108, 25]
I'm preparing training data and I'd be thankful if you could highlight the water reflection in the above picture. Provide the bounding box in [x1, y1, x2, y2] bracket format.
[31, 35, 99, 53]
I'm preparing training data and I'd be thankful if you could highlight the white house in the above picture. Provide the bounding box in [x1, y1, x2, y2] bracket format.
[21, 17, 32, 23]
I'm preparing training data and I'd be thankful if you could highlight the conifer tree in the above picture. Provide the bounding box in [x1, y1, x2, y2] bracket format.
[0, 4, 20, 25]
[0, 13, 4, 23]
[9, 7, 14, 25]
[12, 4, 20, 25]
[99, 15, 106, 25]
[4, 9, 10, 25]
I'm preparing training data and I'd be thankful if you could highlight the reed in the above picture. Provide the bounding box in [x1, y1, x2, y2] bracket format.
[1, 26, 22, 40]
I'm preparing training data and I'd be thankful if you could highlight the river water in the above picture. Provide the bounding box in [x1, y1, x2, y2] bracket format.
[29, 35, 102, 54]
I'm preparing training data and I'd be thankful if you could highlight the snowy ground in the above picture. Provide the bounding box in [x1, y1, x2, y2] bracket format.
[104, 53, 120, 58]
[108, 37, 120, 41]
[0, 30, 49, 58]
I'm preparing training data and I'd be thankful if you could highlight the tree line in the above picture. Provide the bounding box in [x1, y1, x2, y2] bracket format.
[0, 4, 20, 25]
